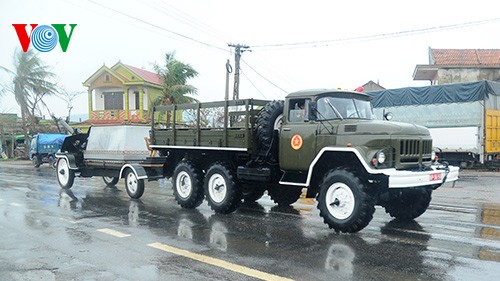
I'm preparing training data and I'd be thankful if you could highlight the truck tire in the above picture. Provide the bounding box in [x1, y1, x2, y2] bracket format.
[241, 184, 266, 203]
[48, 155, 56, 169]
[56, 158, 75, 189]
[317, 168, 375, 233]
[172, 161, 205, 209]
[384, 189, 432, 221]
[103, 176, 119, 187]
[204, 162, 242, 214]
[32, 155, 41, 168]
[255, 100, 284, 154]
[268, 185, 302, 206]
[124, 169, 145, 199]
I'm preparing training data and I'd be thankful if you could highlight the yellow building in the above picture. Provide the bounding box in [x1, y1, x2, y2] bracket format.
[83, 62, 163, 124]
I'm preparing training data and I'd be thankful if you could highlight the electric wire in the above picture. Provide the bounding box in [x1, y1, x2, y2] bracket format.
[249, 53, 300, 90]
[148, 0, 237, 44]
[86, 0, 228, 53]
[252, 17, 500, 51]
[241, 60, 288, 94]
[241, 71, 267, 99]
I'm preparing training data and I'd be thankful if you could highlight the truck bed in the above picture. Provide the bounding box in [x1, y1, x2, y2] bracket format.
[151, 99, 269, 151]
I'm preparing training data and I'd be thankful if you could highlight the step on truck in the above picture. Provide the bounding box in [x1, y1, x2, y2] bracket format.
[149, 89, 459, 233]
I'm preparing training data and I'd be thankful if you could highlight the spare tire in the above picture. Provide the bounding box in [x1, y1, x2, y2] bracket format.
[255, 100, 284, 154]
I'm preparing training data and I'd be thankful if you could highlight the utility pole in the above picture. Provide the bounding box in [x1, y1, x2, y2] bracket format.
[228, 44, 250, 100]
[224, 59, 232, 101]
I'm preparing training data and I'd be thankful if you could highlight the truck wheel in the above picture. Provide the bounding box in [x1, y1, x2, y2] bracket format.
[103, 176, 119, 187]
[317, 168, 375, 233]
[48, 155, 56, 169]
[204, 163, 241, 214]
[241, 184, 266, 203]
[32, 155, 41, 168]
[268, 185, 302, 206]
[56, 158, 75, 189]
[255, 100, 284, 153]
[384, 189, 432, 221]
[172, 161, 205, 208]
[124, 169, 145, 199]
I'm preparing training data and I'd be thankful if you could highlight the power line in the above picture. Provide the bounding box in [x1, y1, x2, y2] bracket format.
[252, 17, 500, 51]
[86, 0, 228, 53]
[241, 71, 267, 99]
[250, 53, 301, 90]
[149, 0, 237, 44]
[241, 60, 288, 94]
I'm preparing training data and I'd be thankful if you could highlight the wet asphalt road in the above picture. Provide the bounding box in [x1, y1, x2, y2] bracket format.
[0, 161, 499, 281]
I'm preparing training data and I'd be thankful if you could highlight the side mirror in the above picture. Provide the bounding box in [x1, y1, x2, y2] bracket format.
[308, 101, 317, 121]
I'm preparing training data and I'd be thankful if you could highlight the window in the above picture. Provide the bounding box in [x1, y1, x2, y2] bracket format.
[316, 96, 374, 120]
[288, 99, 309, 122]
[105, 74, 110, 82]
[104, 92, 124, 110]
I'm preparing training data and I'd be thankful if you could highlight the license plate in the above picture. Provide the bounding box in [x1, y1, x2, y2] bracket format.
[429, 173, 442, 181]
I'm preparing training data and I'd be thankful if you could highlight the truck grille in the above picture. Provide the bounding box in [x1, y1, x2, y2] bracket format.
[398, 139, 433, 164]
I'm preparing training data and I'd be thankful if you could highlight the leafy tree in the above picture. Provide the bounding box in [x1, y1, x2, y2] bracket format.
[0, 48, 59, 157]
[153, 52, 199, 105]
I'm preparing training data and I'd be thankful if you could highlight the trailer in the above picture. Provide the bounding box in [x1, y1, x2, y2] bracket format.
[55, 125, 164, 198]
[369, 80, 500, 168]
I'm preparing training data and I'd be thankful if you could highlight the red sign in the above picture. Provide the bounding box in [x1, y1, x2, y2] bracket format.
[429, 173, 442, 181]
[291, 134, 303, 150]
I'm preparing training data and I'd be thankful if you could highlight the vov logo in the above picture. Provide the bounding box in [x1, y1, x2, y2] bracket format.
[12, 24, 77, 52]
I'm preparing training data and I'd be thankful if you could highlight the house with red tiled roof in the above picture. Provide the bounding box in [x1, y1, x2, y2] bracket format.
[82, 62, 164, 124]
[413, 48, 500, 85]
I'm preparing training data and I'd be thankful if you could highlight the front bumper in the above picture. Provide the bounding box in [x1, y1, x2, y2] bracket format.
[381, 164, 459, 188]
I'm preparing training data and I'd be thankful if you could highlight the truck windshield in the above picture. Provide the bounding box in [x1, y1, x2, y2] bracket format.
[316, 96, 374, 120]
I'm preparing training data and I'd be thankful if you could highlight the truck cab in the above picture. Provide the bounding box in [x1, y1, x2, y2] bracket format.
[279, 90, 437, 177]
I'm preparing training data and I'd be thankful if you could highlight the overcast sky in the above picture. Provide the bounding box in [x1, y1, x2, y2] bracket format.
[1, 0, 499, 119]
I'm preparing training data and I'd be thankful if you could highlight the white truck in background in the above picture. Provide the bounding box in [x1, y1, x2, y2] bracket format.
[369, 80, 500, 168]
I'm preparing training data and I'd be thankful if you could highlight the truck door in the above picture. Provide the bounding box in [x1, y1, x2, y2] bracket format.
[279, 98, 318, 171]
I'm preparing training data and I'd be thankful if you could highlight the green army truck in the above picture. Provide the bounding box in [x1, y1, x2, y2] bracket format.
[150, 89, 459, 233]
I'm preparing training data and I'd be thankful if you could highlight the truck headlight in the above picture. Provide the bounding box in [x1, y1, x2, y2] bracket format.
[377, 151, 386, 164]
[372, 150, 386, 166]
[431, 150, 437, 162]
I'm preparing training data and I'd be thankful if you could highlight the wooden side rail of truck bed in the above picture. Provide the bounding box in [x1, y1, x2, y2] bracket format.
[151, 99, 269, 151]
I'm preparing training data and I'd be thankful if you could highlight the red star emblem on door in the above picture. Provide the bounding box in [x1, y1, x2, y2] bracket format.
[291, 134, 303, 150]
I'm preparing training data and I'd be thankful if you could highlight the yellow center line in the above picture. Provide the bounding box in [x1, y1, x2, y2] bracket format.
[97, 228, 131, 238]
[148, 242, 294, 281]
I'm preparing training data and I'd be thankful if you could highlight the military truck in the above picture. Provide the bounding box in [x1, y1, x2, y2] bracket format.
[150, 89, 459, 233]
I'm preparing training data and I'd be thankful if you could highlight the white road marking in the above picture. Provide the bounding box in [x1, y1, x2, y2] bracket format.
[97, 228, 131, 238]
[148, 242, 294, 281]
[59, 218, 79, 224]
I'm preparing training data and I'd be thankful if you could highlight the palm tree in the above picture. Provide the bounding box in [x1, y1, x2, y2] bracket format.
[153, 52, 199, 105]
[0, 48, 59, 157]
